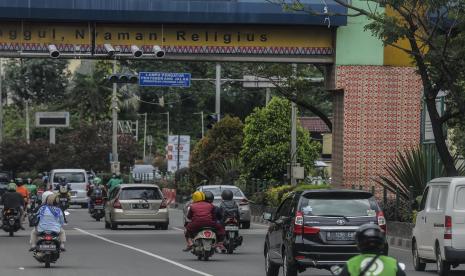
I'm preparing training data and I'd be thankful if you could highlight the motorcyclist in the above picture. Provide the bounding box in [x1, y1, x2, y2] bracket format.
[0, 183, 25, 230]
[87, 177, 106, 211]
[29, 193, 66, 252]
[55, 177, 71, 223]
[338, 224, 405, 276]
[32, 173, 45, 191]
[219, 189, 241, 224]
[25, 178, 38, 197]
[16, 178, 30, 208]
[204, 191, 222, 223]
[106, 173, 123, 194]
[183, 191, 225, 251]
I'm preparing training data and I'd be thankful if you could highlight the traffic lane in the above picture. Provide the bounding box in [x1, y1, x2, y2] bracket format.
[390, 246, 465, 276]
[0, 225, 210, 276]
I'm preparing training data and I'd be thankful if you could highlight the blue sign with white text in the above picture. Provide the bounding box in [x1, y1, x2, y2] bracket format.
[139, 72, 191, 87]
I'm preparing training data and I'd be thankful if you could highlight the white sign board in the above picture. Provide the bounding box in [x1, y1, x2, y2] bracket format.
[167, 135, 190, 173]
[35, 112, 70, 128]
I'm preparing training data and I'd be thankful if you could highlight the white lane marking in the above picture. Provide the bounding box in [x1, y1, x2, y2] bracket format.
[389, 246, 411, 253]
[18, 267, 25, 270]
[172, 227, 184, 231]
[74, 228, 213, 276]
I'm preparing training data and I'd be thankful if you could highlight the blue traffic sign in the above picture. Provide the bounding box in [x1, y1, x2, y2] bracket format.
[139, 72, 191, 87]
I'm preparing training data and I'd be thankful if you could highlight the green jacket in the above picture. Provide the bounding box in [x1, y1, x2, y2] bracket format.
[107, 178, 123, 193]
[25, 184, 37, 196]
[340, 254, 405, 276]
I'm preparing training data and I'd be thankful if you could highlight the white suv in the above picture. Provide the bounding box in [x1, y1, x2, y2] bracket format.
[412, 177, 465, 276]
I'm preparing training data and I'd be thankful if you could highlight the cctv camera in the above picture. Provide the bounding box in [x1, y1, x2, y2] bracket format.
[130, 45, 143, 58]
[104, 44, 115, 57]
[152, 45, 165, 58]
[48, 44, 60, 58]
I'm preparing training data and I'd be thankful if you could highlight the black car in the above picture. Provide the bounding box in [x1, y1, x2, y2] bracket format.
[263, 189, 388, 276]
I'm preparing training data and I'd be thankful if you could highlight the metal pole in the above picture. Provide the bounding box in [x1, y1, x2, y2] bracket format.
[167, 112, 170, 138]
[143, 113, 147, 161]
[201, 111, 204, 138]
[265, 87, 271, 105]
[215, 63, 221, 122]
[25, 100, 30, 144]
[0, 58, 3, 144]
[177, 134, 181, 172]
[290, 64, 297, 186]
[112, 59, 118, 163]
[49, 127, 56, 144]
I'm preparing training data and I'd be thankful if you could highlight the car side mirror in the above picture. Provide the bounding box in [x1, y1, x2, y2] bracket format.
[263, 212, 273, 222]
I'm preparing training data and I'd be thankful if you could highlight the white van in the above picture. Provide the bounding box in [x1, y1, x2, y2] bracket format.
[412, 177, 465, 276]
[49, 169, 89, 207]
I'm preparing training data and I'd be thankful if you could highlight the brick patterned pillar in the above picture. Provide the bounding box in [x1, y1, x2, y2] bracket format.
[331, 89, 344, 187]
[335, 65, 422, 190]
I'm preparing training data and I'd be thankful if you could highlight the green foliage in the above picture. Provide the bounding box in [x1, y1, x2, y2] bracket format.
[190, 116, 244, 185]
[0, 124, 137, 174]
[265, 184, 330, 207]
[241, 97, 321, 181]
[375, 146, 465, 200]
[3, 59, 70, 107]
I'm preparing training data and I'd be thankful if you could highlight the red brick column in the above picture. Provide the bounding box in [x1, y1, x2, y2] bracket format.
[332, 65, 422, 190]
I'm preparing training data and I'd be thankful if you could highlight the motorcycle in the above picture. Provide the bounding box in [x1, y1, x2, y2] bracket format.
[223, 217, 243, 254]
[191, 228, 217, 261]
[57, 185, 70, 223]
[2, 208, 22, 237]
[90, 191, 105, 222]
[33, 231, 61, 268]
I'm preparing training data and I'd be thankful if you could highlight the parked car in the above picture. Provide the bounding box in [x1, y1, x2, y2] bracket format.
[183, 185, 251, 229]
[104, 184, 169, 230]
[263, 189, 387, 276]
[412, 177, 465, 276]
[49, 169, 89, 208]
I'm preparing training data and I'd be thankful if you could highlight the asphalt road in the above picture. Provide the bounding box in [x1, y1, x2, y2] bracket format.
[0, 207, 464, 276]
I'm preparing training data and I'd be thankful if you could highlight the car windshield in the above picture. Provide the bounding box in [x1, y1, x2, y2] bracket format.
[299, 194, 377, 217]
[0, 173, 8, 182]
[202, 187, 243, 197]
[120, 187, 162, 200]
[53, 172, 85, 183]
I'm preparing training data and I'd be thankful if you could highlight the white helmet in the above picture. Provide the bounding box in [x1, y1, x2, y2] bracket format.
[42, 191, 54, 204]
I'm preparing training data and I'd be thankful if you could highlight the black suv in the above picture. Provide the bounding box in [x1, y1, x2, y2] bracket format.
[263, 189, 387, 276]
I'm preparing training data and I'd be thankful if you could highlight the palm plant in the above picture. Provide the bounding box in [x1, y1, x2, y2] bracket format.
[375, 146, 465, 200]
[213, 157, 243, 185]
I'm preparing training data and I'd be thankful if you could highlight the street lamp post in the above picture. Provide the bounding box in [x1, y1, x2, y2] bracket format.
[111, 59, 119, 164]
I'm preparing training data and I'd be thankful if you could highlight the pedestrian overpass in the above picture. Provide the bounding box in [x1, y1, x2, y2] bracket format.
[0, 0, 423, 191]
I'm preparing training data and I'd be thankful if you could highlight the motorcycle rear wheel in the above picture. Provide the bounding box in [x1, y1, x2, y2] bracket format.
[9, 231, 13, 237]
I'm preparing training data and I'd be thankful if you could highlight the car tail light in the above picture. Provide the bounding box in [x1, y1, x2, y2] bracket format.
[95, 199, 102, 204]
[45, 235, 52, 241]
[377, 211, 387, 233]
[293, 211, 320, 235]
[239, 199, 249, 206]
[295, 255, 305, 260]
[445, 216, 452, 240]
[160, 198, 168, 209]
[113, 199, 122, 209]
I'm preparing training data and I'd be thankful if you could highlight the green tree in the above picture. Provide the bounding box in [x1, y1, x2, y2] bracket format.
[4, 58, 70, 107]
[272, 0, 465, 176]
[241, 97, 321, 181]
[190, 115, 244, 185]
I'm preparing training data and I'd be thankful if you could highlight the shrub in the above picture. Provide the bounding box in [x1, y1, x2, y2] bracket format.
[265, 184, 330, 207]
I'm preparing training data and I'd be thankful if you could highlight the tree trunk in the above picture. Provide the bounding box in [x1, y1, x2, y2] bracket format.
[425, 97, 458, 176]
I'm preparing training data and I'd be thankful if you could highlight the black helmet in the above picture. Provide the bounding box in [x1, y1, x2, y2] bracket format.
[221, 189, 233, 201]
[204, 191, 214, 203]
[59, 176, 67, 184]
[355, 224, 386, 254]
[15, 178, 23, 186]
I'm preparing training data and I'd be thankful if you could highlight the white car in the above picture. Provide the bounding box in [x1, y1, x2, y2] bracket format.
[412, 177, 465, 276]
[49, 169, 89, 208]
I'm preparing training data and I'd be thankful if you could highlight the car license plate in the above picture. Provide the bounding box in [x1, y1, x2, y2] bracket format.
[59, 198, 68, 202]
[327, 231, 355, 241]
[225, 226, 239, 231]
[39, 244, 56, 251]
[132, 203, 149, 209]
[94, 205, 104, 210]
